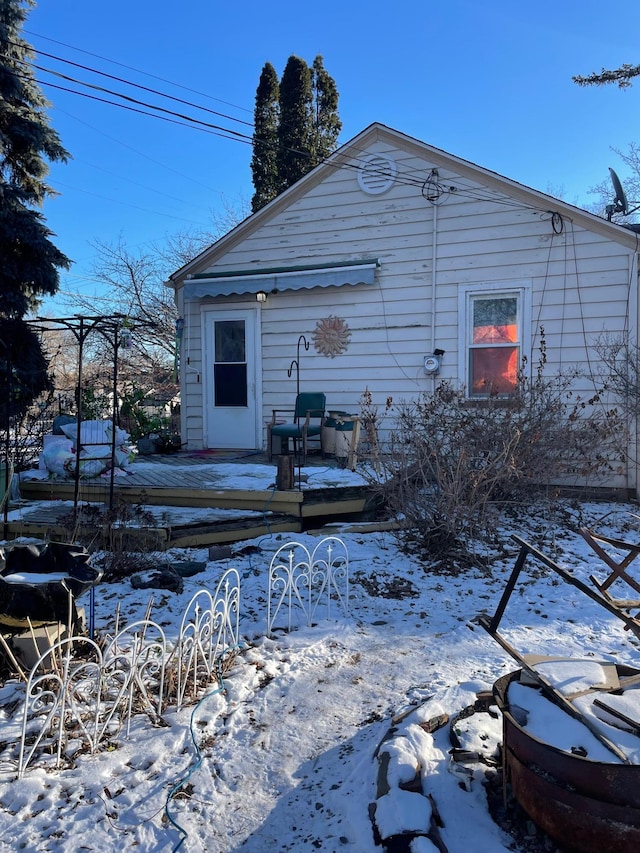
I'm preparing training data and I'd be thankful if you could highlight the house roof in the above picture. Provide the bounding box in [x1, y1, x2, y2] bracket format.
[167, 122, 640, 286]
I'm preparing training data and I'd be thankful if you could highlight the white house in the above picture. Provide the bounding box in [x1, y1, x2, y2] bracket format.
[168, 123, 639, 490]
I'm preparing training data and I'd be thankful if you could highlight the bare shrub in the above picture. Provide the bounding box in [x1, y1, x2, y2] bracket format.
[372, 351, 625, 565]
[59, 497, 162, 581]
[358, 387, 393, 467]
[1, 390, 57, 473]
[592, 333, 640, 463]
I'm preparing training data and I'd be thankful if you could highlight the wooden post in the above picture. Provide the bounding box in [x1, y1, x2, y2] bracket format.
[276, 455, 294, 490]
[347, 418, 361, 471]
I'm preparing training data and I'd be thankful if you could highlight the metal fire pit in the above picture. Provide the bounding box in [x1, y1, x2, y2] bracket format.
[0, 541, 102, 630]
[478, 535, 640, 853]
[494, 666, 640, 853]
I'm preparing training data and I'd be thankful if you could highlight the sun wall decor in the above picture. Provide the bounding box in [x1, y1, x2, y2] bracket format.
[313, 315, 351, 358]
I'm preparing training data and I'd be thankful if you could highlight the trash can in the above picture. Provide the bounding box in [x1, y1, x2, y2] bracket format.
[335, 415, 357, 462]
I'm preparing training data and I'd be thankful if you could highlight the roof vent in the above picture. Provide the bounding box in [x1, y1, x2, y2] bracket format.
[357, 153, 396, 195]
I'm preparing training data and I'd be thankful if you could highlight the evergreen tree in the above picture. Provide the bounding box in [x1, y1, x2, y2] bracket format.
[250, 62, 280, 213]
[574, 63, 640, 89]
[310, 55, 342, 164]
[0, 0, 69, 422]
[250, 54, 341, 209]
[277, 55, 314, 192]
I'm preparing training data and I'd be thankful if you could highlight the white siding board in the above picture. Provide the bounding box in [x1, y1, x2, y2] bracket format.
[263, 328, 429, 354]
[534, 287, 628, 311]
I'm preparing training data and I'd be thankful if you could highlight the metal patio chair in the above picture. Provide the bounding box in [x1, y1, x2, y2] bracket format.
[268, 392, 326, 463]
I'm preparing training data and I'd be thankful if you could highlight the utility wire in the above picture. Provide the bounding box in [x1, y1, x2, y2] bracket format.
[4, 49, 436, 191]
[5, 45, 559, 216]
[24, 28, 253, 115]
[49, 178, 212, 225]
[22, 34, 581, 217]
[17, 40, 431, 191]
[32, 74, 553, 218]
[14, 59, 255, 143]
[9, 38, 253, 128]
[18, 74, 251, 144]
[32, 73, 430, 192]
[55, 107, 225, 195]
[6, 45, 532, 206]
[74, 158, 212, 208]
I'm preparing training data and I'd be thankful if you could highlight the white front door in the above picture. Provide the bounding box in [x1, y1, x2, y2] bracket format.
[203, 308, 260, 449]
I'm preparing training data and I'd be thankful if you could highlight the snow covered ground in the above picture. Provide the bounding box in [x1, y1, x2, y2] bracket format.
[1, 485, 640, 852]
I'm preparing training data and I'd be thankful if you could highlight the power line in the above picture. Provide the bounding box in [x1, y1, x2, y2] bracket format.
[39, 64, 548, 213]
[13, 60, 256, 143]
[54, 107, 226, 195]
[72, 158, 213, 209]
[49, 177, 214, 226]
[7, 41, 430, 191]
[28, 70, 424, 191]
[24, 28, 253, 116]
[11, 38, 254, 128]
[7, 41, 553, 216]
[6, 39, 456, 197]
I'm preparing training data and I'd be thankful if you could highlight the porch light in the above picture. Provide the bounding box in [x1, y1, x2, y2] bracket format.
[256, 291, 268, 303]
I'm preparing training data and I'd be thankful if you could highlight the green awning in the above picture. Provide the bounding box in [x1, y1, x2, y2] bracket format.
[183, 259, 379, 299]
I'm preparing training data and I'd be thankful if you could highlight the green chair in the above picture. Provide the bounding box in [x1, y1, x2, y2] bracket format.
[268, 392, 326, 463]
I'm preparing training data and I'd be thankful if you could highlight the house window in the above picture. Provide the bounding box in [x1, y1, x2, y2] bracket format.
[463, 289, 527, 397]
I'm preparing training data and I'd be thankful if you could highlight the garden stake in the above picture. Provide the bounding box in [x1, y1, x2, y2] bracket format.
[0, 631, 27, 681]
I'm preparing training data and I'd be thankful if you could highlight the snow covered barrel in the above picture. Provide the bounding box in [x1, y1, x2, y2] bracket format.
[493, 665, 640, 853]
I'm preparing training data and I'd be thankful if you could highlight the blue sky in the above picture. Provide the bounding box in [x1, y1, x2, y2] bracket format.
[25, 0, 640, 311]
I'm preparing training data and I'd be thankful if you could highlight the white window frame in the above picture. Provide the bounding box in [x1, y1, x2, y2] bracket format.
[458, 281, 531, 398]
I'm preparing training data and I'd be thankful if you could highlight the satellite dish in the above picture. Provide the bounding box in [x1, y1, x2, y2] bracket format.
[607, 167, 629, 219]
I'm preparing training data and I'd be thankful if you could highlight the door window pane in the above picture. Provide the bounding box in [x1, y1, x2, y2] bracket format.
[214, 364, 247, 406]
[215, 321, 245, 363]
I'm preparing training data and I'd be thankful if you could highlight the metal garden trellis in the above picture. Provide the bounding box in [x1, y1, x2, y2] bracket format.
[26, 314, 156, 511]
[15, 315, 159, 634]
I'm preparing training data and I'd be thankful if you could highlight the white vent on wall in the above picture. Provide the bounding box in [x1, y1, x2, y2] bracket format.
[357, 153, 396, 195]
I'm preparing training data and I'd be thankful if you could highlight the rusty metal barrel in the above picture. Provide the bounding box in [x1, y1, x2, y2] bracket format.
[494, 668, 640, 853]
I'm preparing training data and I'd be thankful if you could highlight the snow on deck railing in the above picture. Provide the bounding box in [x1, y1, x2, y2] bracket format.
[17, 567, 241, 777]
[267, 537, 349, 636]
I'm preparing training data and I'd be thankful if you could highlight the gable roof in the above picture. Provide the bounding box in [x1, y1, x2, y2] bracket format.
[168, 122, 640, 285]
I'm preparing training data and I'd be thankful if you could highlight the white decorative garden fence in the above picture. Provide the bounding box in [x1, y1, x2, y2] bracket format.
[267, 536, 349, 635]
[17, 567, 241, 777]
[176, 568, 241, 710]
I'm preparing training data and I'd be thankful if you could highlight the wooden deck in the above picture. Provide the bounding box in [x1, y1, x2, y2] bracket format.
[6, 452, 377, 548]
